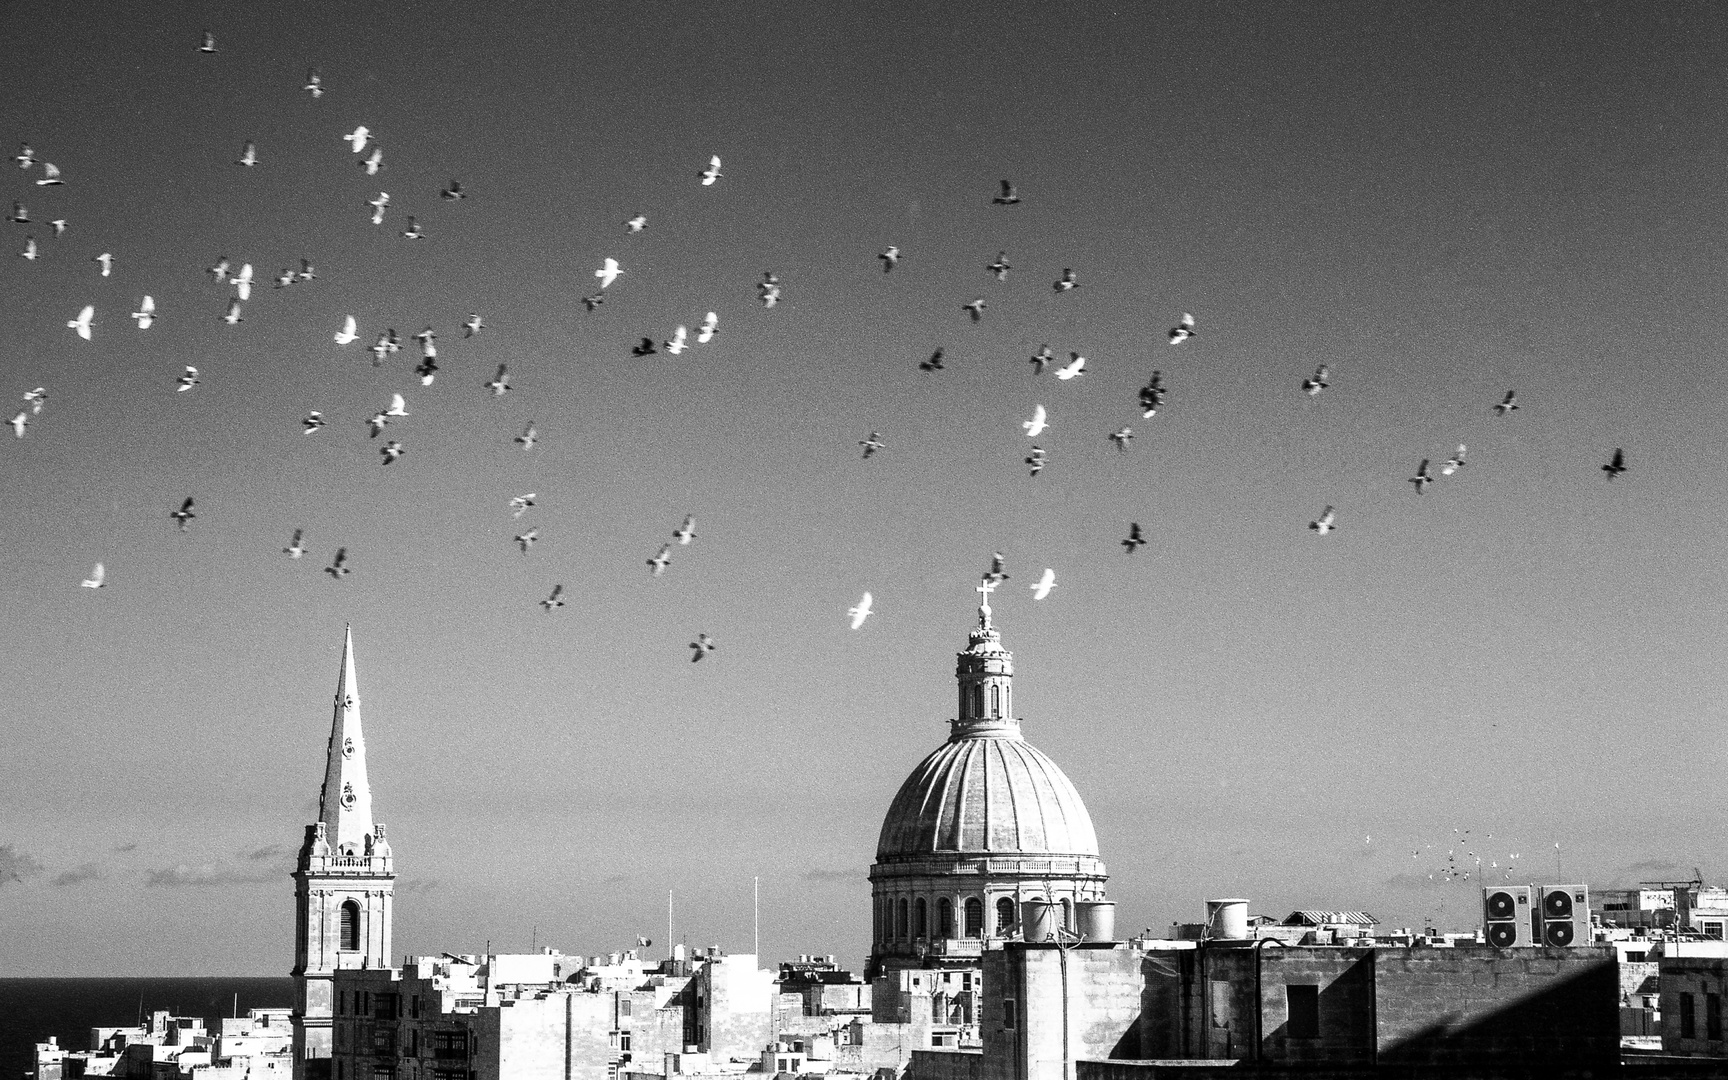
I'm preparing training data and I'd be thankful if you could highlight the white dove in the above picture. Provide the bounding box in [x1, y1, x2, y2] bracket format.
[515, 422, 537, 450]
[361, 146, 383, 175]
[1441, 445, 1466, 475]
[595, 257, 622, 288]
[68, 305, 93, 340]
[333, 315, 358, 344]
[368, 192, 389, 224]
[697, 311, 718, 343]
[1310, 506, 1337, 535]
[9, 411, 26, 438]
[509, 493, 536, 519]
[699, 155, 722, 185]
[626, 215, 646, 232]
[80, 562, 105, 588]
[222, 298, 243, 325]
[177, 366, 199, 392]
[673, 516, 696, 545]
[23, 388, 46, 414]
[232, 263, 253, 300]
[1023, 405, 1048, 437]
[485, 365, 510, 396]
[18, 235, 37, 260]
[131, 296, 155, 329]
[345, 127, 370, 153]
[235, 141, 257, 167]
[93, 252, 112, 277]
[36, 162, 62, 186]
[303, 69, 323, 97]
[1056, 353, 1086, 380]
[848, 592, 873, 630]
[1030, 568, 1057, 600]
[664, 325, 688, 354]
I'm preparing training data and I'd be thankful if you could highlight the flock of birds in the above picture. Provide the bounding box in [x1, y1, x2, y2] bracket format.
[7, 29, 1640, 666]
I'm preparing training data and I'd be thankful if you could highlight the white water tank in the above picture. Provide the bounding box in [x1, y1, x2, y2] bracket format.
[1022, 899, 1056, 942]
[1206, 898, 1250, 940]
[1077, 900, 1116, 942]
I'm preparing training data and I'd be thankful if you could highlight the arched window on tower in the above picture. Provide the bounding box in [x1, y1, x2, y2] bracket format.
[990, 685, 1000, 716]
[896, 898, 909, 940]
[972, 685, 984, 718]
[964, 898, 983, 938]
[996, 897, 1017, 936]
[938, 898, 955, 938]
[915, 898, 928, 939]
[339, 899, 361, 952]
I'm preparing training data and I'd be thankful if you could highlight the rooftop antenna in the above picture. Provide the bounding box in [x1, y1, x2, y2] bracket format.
[668, 889, 674, 959]
[754, 875, 760, 958]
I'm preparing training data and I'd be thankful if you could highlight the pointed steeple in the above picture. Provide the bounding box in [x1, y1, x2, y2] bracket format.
[317, 625, 375, 855]
[953, 581, 1019, 740]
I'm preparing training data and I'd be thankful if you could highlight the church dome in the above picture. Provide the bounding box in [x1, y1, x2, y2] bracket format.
[876, 735, 1100, 859]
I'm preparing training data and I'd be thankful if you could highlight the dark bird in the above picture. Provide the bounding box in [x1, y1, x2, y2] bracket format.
[441, 180, 466, 200]
[540, 584, 564, 612]
[1139, 372, 1167, 417]
[631, 337, 657, 357]
[1310, 506, 1336, 535]
[1030, 345, 1055, 374]
[1410, 459, 1432, 494]
[1025, 445, 1047, 476]
[983, 552, 1009, 585]
[171, 497, 196, 530]
[860, 432, 885, 458]
[1121, 523, 1145, 553]
[992, 180, 1020, 206]
[1602, 448, 1626, 480]
[648, 545, 672, 576]
[690, 633, 716, 662]
[1053, 268, 1078, 292]
[325, 548, 351, 579]
[919, 348, 945, 372]
[1302, 365, 1330, 396]
[581, 293, 605, 311]
[1108, 427, 1133, 452]
[1168, 312, 1196, 343]
[1493, 390, 1519, 415]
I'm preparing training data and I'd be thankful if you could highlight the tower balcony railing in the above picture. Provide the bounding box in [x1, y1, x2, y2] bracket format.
[302, 854, 394, 875]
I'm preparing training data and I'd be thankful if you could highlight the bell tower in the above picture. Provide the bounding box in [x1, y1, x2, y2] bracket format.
[292, 627, 394, 1080]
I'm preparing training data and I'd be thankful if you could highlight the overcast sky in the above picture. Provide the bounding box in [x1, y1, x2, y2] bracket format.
[4, 1, 1727, 975]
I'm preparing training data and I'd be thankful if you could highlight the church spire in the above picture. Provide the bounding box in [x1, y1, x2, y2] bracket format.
[317, 625, 375, 856]
[953, 580, 1019, 740]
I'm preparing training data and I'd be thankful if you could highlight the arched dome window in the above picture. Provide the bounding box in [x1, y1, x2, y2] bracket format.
[339, 899, 361, 951]
[938, 898, 954, 938]
[996, 897, 1017, 936]
[914, 898, 928, 939]
[990, 685, 1000, 716]
[964, 897, 983, 938]
[896, 898, 909, 940]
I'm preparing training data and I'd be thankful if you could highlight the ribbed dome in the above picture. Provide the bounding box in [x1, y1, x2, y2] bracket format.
[876, 734, 1100, 859]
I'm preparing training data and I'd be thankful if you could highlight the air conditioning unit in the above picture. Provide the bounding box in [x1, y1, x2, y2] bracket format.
[1536, 885, 1590, 946]
[1482, 885, 1534, 947]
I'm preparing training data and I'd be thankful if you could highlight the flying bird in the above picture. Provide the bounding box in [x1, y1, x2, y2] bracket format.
[80, 562, 105, 589]
[68, 305, 93, 340]
[302, 411, 326, 434]
[361, 146, 384, 175]
[9, 412, 27, 438]
[983, 552, 1009, 585]
[7, 202, 27, 223]
[441, 180, 466, 200]
[595, 258, 622, 288]
[368, 192, 389, 224]
[879, 246, 900, 272]
[463, 312, 484, 337]
[758, 272, 781, 307]
[987, 252, 1011, 280]
[515, 422, 538, 450]
[992, 180, 1020, 205]
[207, 257, 231, 281]
[664, 326, 688, 354]
[171, 497, 196, 530]
[1168, 312, 1196, 343]
[199, 30, 216, 52]
[400, 216, 423, 239]
[485, 366, 510, 396]
[380, 440, 404, 465]
[1025, 446, 1047, 476]
[22, 388, 46, 414]
[176, 366, 200, 392]
[860, 432, 885, 458]
[1030, 345, 1055, 374]
[699, 155, 722, 185]
[673, 516, 696, 545]
[303, 68, 323, 97]
[514, 529, 539, 554]
[222, 298, 243, 325]
[1053, 268, 1078, 292]
[236, 141, 257, 167]
[333, 315, 358, 344]
[35, 162, 62, 186]
[345, 127, 370, 153]
[1139, 372, 1167, 417]
[19, 235, 37, 260]
[919, 348, 945, 372]
[626, 214, 646, 232]
[1493, 390, 1519, 415]
[1302, 365, 1330, 396]
[510, 494, 536, 518]
[93, 252, 111, 277]
[1410, 459, 1433, 494]
[963, 298, 986, 322]
[326, 548, 351, 578]
[1029, 568, 1057, 600]
[540, 584, 565, 612]
[1023, 405, 1048, 437]
[414, 357, 438, 385]
[1310, 506, 1337, 535]
[284, 530, 308, 559]
[273, 268, 296, 289]
[631, 337, 657, 357]
[848, 592, 873, 630]
[412, 326, 435, 351]
[1108, 426, 1133, 451]
[647, 545, 672, 576]
[690, 633, 716, 661]
[581, 293, 604, 311]
[1122, 523, 1146, 553]
[231, 263, 253, 299]
[298, 258, 316, 281]
[15, 143, 34, 168]
[1602, 448, 1626, 480]
[1441, 445, 1467, 475]
[697, 311, 718, 343]
[48, 219, 65, 236]
[1056, 353, 1086, 380]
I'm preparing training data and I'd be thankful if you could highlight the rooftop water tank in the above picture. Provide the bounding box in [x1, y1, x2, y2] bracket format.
[1206, 898, 1250, 940]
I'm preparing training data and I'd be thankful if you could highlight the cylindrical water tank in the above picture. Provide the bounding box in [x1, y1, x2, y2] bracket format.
[1206, 898, 1250, 940]
[1022, 899, 1056, 942]
[1077, 900, 1116, 942]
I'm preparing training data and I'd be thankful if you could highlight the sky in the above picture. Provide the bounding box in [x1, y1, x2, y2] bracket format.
[3, 0, 1728, 976]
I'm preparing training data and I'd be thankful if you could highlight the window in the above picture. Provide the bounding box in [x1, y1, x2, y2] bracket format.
[1002, 999, 1017, 1030]
[340, 900, 361, 951]
[620, 1033, 632, 1052]
[972, 685, 984, 717]
[938, 898, 955, 938]
[915, 898, 928, 938]
[965, 898, 984, 938]
[996, 897, 1017, 935]
[896, 898, 909, 940]
[620, 998, 632, 1017]
[1708, 923, 1724, 941]
[989, 685, 1000, 716]
[1682, 993, 1697, 1039]
[1286, 985, 1320, 1039]
[1710, 994, 1722, 1041]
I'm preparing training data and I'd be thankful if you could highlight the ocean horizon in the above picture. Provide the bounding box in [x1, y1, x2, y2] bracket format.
[0, 978, 294, 1080]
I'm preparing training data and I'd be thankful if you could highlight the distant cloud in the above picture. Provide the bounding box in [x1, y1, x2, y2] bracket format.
[51, 863, 103, 887]
[397, 878, 440, 895]
[241, 843, 289, 862]
[144, 861, 282, 887]
[1593, 858, 1705, 889]
[0, 845, 45, 886]
[803, 868, 856, 883]
[601, 873, 631, 885]
[113, 842, 139, 853]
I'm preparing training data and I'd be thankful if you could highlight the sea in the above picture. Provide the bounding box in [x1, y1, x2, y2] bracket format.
[0, 978, 293, 1080]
